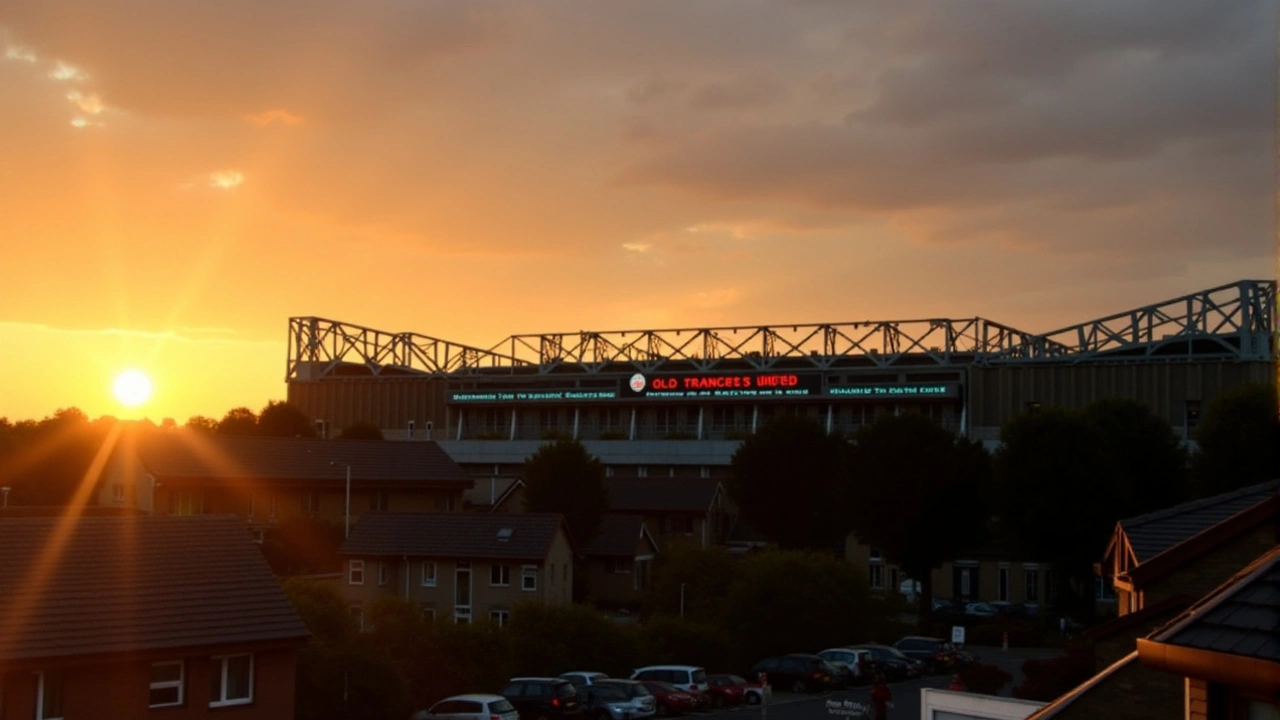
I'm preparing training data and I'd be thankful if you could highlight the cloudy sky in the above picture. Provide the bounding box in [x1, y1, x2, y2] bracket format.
[1, 0, 1274, 421]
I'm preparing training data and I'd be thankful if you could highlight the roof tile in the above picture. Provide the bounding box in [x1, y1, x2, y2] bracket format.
[340, 512, 567, 561]
[1120, 480, 1278, 563]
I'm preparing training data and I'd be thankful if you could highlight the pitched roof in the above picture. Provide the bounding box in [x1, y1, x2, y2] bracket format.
[340, 512, 569, 561]
[605, 477, 721, 514]
[136, 433, 472, 488]
[463, 477, 523, 510]
[1119, 480, 1278, 563]
[0, 514, 309, 662]
[582, 515, 657, 558]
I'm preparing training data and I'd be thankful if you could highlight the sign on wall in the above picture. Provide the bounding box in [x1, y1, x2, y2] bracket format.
[446, 375, 961, 404]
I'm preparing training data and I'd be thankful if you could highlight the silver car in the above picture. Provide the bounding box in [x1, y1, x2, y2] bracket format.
[412, 694, 520, 720]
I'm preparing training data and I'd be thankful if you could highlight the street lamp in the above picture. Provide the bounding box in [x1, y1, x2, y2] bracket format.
[331, 462, 352, 538]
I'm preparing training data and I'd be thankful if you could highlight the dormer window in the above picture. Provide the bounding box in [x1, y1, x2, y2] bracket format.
[497, 528, 514, 542]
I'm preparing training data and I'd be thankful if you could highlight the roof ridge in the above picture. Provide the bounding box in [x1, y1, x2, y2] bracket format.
[1121, 479, 1279, 528]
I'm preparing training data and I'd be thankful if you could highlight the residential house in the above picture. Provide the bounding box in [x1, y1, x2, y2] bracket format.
[463, 477, 525, 513]
[96, 432, 474, 535]
[1101, 480, 1278, 616]
[0, 514, 309, 720]
[338, 512, 574, 626]
[579, 514, 660, 609]
[605, 477, 728, 549]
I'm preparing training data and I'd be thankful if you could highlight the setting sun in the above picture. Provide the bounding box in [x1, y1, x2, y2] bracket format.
[112, 369, 154, 408]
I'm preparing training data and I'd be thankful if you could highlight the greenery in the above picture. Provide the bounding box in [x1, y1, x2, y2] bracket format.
[257, 400, 319, 438]
[262, 516, 346, 575]
[522, 438, 611, 547]
[1190, 382, 1278, 497]
[641, 543, 737, 622]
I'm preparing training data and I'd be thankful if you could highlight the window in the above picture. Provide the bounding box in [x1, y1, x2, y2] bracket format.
[611, 558, 633, 574]
[491, 564, 511, 586]
[522, 565, 538, 592]
[959, 568, 973, 597]
[665, 516, 694, 534]
[209, 654, 253, 707]
[1025, 569, 1040, 603]
[490, 609, 510, 628]
[421, 561, 437, 587]
[37, 671, 64, 720]
[111, 483, 125, 503]
[869, 563, 884, 589]
[1095, 576, 1116, 601]
[172, 491, 202, 516]
[378, 562, 389, 586]
[149, 661, 184, 708]
[349, 559, 365, 585]
[998, 568, 1010, 602]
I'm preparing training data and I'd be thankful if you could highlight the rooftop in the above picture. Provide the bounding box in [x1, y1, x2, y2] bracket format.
[340, 511, 569, 561]
[1120, 480, 1278, 563]
[581, 515, 654, 558]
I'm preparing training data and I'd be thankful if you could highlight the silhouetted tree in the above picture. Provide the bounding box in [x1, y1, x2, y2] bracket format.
[642, 544, 738, 622]
[844, 412, 990, 630]
[522, 438, 610, 547]
[1190, 383, 1278, 497]
[216, 407, 258, 435]
[727, 415, 848, 552]
[0, 408, 110, 506]
[184, 415, 218, 433]
[339, 422, 385, 441]
[1084, 398, 1189, 515]
[257, 400, 318, 438]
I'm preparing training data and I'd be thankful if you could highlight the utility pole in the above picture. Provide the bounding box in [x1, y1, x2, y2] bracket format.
[679, 583, 686, 619]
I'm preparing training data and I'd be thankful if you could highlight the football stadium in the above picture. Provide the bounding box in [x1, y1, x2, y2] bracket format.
[286, 279, 1275, 477]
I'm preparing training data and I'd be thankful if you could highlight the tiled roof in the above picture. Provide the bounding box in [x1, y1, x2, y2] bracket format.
[582, 515, 651, 558]
[606, 477, 720, 513]
[463, 477, 523, 509]
[340, 512, 567, 561]
[137, 433, 472, 488]
[1152, 546, 1280, 663]
[0, 515, 309, 662]
[1120, 480, 1278, 563]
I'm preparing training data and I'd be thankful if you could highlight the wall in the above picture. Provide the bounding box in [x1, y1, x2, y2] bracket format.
[288, 376, 450, 439]
[920, 689, 1045, 720]
[1033, 656, 1182, 720]
[1140, 522, 1278, 609]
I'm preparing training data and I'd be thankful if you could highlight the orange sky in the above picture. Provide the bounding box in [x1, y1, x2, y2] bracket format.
[1, 1, 1275, 423]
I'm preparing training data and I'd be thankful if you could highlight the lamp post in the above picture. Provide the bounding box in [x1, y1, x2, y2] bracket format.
[679, 583, 686, 619]
[331, 462, 352, 538]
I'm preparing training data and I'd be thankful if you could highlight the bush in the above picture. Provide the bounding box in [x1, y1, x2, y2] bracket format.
[508, 601, 642, 678]
[957, 663, 1013, 695]
[281, 577, 357, 646]
[1012, 645, 1095, 701]
[414, 620, 515, 709]
[639, 616, 733, 672]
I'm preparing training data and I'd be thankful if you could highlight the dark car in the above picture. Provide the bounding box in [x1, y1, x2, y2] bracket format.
[893, 637, 959, 674]
[501, 678, 584, 720]
[848, 644, 922, 682]
[749, 654, 840, 694]
[593, 679, 658, 718]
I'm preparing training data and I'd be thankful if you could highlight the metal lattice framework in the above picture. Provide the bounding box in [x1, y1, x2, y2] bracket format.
[286, 279, 1275, 379]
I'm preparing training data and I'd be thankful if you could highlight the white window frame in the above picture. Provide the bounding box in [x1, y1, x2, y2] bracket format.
[521, 565, 538, 592]
[490, 564, 510, 587]
[349, 559, 365, 585]
[36, 671, 64, 720]
[378, 562, 389, 586]
[149, 661, 185, 708]
[869, 563, 884, 589]
[490, 609, 509, 628]
[209, 654, 254, 708]
[421, 561, 437, 587]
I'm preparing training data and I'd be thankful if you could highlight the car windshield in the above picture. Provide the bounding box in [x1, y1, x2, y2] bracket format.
[593, 688, 629, 702]
[692, 670, 707, 684]
[556, 684, 577, 699]
[648, 682, 681, 694]
[489, 700, 515, 714]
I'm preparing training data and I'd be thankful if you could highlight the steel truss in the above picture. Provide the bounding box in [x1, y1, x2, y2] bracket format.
[286, 279, 1275, 379]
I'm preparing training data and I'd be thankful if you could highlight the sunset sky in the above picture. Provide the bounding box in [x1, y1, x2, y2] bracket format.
[1, 0, 1274, 423]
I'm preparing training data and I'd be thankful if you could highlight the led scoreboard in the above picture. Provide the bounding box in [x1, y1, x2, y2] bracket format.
[622, 371, 823, 399]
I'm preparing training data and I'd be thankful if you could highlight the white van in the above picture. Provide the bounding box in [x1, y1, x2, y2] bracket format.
[629, 665, 709, 693]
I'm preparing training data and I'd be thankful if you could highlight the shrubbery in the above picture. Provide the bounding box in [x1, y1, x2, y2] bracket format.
[956, 663, 1013, 695]
[1011, 644, 1095, 701]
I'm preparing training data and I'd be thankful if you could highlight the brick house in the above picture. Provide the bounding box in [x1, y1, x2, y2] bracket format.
[338, 512, 574, 626]
[0, 515, 309, 720]
[463, 477, 524, 513]
[579, 514, 660, 609]
[605, 477, 728, 549]
[96, 432, 474, 535]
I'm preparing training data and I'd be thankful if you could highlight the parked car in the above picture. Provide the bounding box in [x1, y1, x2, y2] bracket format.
[630, 666, 709, 694]
[500, 678, 584, 720]
[817, 648, 876, 685]
[636, 681, 701, 716]
[893, 636, 958, 674]
[931, 599, 965, 618]
[848, 644, 922, 681]
[561, 672, 610, 689]
[965, 602, 999, 618]
[411, 694, 520, 720]
[580, 684, 656, 720]
[593, 680, 658, 717]
[749, 654, 841, 694]
[705, 674, 768, 706]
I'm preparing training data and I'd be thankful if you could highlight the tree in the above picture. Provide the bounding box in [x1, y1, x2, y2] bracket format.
[282, 577, 358, 646]
[727, 415, 848, 551]
[844, 412, 990, 630]
[184, 415, 218, 433]
[522, 438, 610, 547]
[339, 422, 385, 441]
[257, 400, 317, 438]
[642, 544, 738, 622]
[1190, 383, 1278, 497]
[216, 407, 258, 435]
[1083, 398, 1189, 516]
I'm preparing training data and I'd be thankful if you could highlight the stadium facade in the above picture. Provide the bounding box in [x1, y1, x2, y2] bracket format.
[286, 279, 1275, 478]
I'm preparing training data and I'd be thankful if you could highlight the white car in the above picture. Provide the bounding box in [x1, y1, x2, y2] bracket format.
[630, 665, 709, 694]
[560, 671, 610, 688]
[817, 648, 875, 684]
[412, 694, 519, 720]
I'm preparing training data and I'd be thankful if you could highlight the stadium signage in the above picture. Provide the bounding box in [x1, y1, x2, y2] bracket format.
[830, 382, 959, 400]
[622, 371, 824, 399]
[446, 378, 960, 404]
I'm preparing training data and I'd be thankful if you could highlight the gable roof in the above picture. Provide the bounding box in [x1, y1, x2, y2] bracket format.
[136, 433, 472, 488]
[605, 477, 721, 514]
[463, 477, 524, 511]
[340, 512, 569, 561]
[1119, 480, 1278, 564]
[0, 514, 308, 663]
[1137, 546, 1280, 693]
[582, 515, 658, 558]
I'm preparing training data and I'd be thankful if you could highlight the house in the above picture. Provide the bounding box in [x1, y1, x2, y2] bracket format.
[463, 477, 525, 513]
[1135, 545, 1280, 719]
[579, 514, 660, 609]
[0, 514, 309, 719]
[1101, 480, 1278, 616]
[96, 431, 474, 534]
[338, 511, 574, 626]
[605, 477, 728, 549]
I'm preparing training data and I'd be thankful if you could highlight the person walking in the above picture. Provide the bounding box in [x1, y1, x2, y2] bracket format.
[948, 674, 965, 692]
[870, 673, 892, 720]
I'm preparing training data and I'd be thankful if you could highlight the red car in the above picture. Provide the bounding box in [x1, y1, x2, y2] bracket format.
[638, 681, 702, 716]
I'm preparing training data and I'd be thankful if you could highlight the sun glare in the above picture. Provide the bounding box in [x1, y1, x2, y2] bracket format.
[112, 369, 153, 408]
